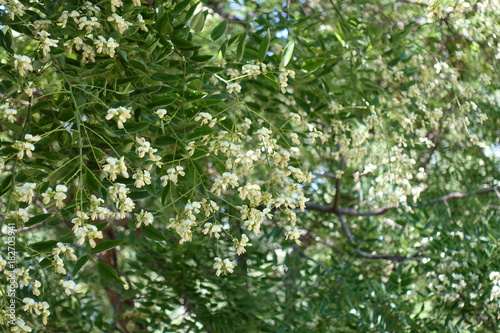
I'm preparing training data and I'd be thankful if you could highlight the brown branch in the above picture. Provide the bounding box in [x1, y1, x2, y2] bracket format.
[305, 186, 499, 216]
[205, 1, 249, 28]
[397, 0, 427, 7]
[338, 214, 424, 262]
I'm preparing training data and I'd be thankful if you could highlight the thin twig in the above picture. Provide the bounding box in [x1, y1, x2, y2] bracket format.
[338, 214, 424, 262]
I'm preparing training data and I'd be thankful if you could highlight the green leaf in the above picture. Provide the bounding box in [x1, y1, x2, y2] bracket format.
[39, 258, 52, 269]
[258, 29, 271, 62]
[191, 10, 207, 33]
[142, 224, 167, 241]
[25, 213, 52, 227]
[151, 73, 181, 83]
[91, 240, 124, 254]
[211, 20, 227, 41]
[73, 255, 91, 275]
[97, 261, 124, 285]
[237, 32, 247, 61]
[114, 122, 150, 135]
[173, 0, 192, 16]
[30, 240, 58, 253]
[280, 39, 295, 68]
[302, 57, 327, 72]
[0, 174, 12, 196]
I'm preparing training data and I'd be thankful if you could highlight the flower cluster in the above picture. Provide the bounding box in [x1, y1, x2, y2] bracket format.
[0, 103, 18, 122]
[106, 106, 132, 129]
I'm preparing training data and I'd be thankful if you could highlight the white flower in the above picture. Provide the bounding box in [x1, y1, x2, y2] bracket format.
[238, 183, 262, 206]
[195, 112, 217, 127]
[132, 169, 151, 188]
[160, 166, 185, 186]
[135, 210, 154, 228]
[107, 13, 133, 34]
[202, 223, 223, 239]
[137, 14, 148, 31]
[285, 226, 305, 245]
[53, 255, 66, 274]
[94, 36, 119, 57]
[106, 106, 132, 129]
[13, 54, 33, 76]
[242, 64, 262, 76]
[54, 184, 68, 208]
[211, 172, 239, 196]
[10, 208, 31, 223]
[102, 156, 129, 181]
[234, 234, 252, 255]
[0, 103, 18, 123]
[213, 257, 235, 276]
[226, 82, 242, 94]
[32, 280, 42, 296]
[60, 279, 82, 295]
[17, 182, 37, 205]
[36, 30, 59, 56]
[10, 318, 32, 332]
[155, 108, 167, 119]
[110, 0, 123, 12]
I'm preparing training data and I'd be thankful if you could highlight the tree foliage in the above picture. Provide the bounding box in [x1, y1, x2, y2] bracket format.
[0, 0, 499, 332]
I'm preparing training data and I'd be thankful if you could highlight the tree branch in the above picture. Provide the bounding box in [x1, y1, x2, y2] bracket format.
[205, 1, 249, 28]
[305, 186, 499, 216]
[338, 214, 424, 262]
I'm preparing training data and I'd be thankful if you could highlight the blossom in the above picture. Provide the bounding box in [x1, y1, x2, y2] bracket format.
[13, 54, 33, 76]
[278, 68, 295, 93]
[10, 208, 31, 223]
[137, 14, 148, 31]
[238, 183, 262, 206]
[135, 137, 158, 158]
[160, 166, 185, 186]
[102, 156, 129, 181]
[242, 63, 262, 76]
[54, 184, 68, 208]
[213, 257, 235, 276]
[77, 16, 101, 33]
[285, 226, 305, 245]
[60, 279, 82, 296]
[36, 30, 59, 56]
[234, 234, 252, 255]
[106, 106, 132, 129]
[195, 112, 217, 127]
[107, 13, 132, 34]
[226, 82, 242, 94]
[211, 172, 239, 196]
[110, 0, 123, 12]
[135, 210, 154, 228]
[155, 108, 167, 119]
[94, 36, 119, 57]
[0, 103, 18, 123]
[10, 318, 32, 332]
[132, 169, 151, 188]
[53, 255, 66, 274]
[32, 280, 42, 296]
[202, 223, 223, 239]
[17, 182, 37, 205]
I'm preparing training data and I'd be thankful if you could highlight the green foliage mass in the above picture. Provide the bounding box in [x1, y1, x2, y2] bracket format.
[0, 0, 499, 332]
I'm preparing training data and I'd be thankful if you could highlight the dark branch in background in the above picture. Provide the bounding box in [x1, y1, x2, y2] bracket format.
[305, 186, 499, 216]
[205, 1, 249, 27]
[291, 244, 331, 270]
[338, 214, 424, 262]
[442, 16, 497, 71]
[397, 0, 427, 7]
